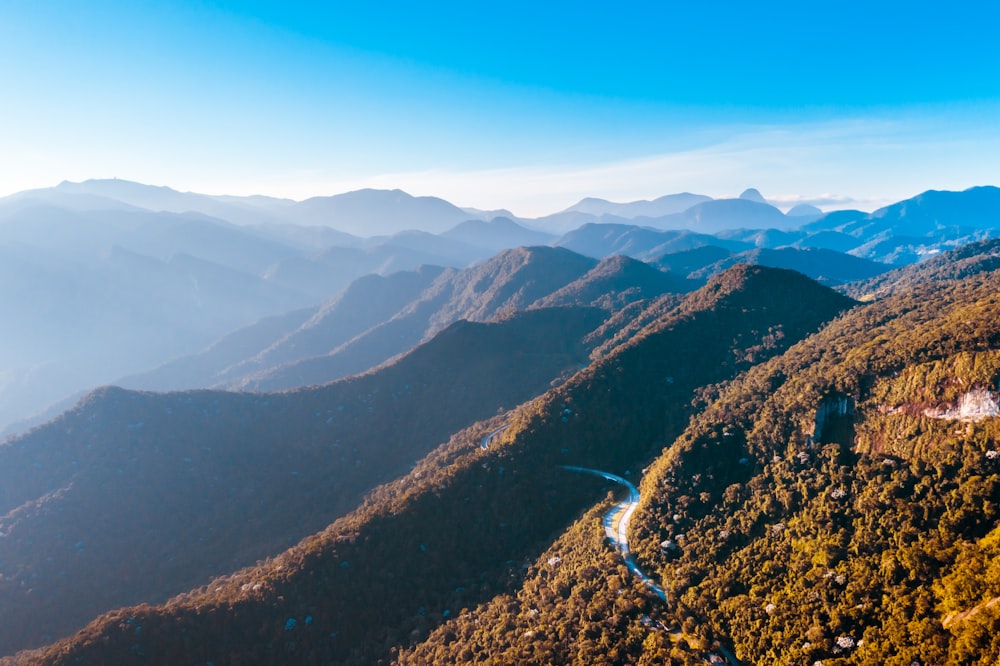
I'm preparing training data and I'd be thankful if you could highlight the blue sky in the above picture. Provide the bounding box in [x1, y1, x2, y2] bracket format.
[2, 1, 999, 215]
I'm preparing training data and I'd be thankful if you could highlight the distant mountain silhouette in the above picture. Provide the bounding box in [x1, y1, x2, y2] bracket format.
[211, 266, 446, 388]
[0, 217, 314, 433]
[651, 197, 793, 232]
[41, 179, 293, 225]
[561, 192, 711, 218]
[799, 186, 1000, 263]
[786, 202, 823, 218]
[738, 187, 768, 203]
[555, 223, 750, 260]
[843, 236, 1000, 300]
[688, 246, 892, 286]
[442, 217, 555, 252]
[288, 188, 474, 234]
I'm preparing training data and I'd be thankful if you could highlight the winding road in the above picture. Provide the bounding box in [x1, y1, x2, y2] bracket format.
[480, 424, 510, 449]
[561, 465, 667, 602]
[481, 428, 739, 664]
[564, 465, 744, 665]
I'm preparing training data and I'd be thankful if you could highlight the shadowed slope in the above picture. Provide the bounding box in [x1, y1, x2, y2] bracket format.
[0, 306, 606, 657]
[10, 266, 854, 665]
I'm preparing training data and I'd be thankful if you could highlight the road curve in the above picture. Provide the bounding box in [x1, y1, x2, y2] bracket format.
[561, 465, 667, 603]
[480, 424, 510, 450]
[562, 465, 745, 665]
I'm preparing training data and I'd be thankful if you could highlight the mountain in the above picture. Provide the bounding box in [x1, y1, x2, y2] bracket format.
[12, 179, 295, 226]
[613, 248, 1000, 663]
[738, 187, 768, 204]
[0, 231, 313, 433]
[4, 181, 997, 437]
[235, 246, 601, 392]
[531, 255, 695, 309]
[842, 236, 1000, 301]
[459, 206, 518, 221]
[0, 305, 608, 657]
[208, 265, 446, 388]
[392, 236, 1000, 665]
[715, 226, 806, 248]
[787, 202, 824, 218]
[441, 216, 556, 252]
[124, 251, 693, 397]
[287, 188, 474, 234]
[555, 223, 750, 260]
[798, 186, 1000, 264]
[8, 265, 854, 665]
[652, 244, 734, 275]
[117, 266, 446, 393]
[844, 186, 1000, 237]
[562, 193, 712, 218]
[688, 246, 893, 286]
[650, 198, 794, 232]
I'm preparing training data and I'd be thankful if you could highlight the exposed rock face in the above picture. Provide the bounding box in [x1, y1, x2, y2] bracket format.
[925, 388, 1000, 422]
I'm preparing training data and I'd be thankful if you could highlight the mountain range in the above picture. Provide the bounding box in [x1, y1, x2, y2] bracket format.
[4, 181, 1000, 438]
[3, 180, 1000, 663]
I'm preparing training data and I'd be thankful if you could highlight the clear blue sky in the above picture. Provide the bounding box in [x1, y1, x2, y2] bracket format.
[2, 1, 998, 215]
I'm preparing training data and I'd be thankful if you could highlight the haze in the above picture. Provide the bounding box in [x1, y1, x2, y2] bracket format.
[2, 1, 999, 215]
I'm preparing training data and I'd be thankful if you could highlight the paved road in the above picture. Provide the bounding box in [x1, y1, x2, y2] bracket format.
[480, 424, 510, 449]
[563, 465, 744, 665]
[561, 465, 667, 602]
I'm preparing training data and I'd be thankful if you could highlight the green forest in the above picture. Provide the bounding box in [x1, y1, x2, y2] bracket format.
[7, 241, 1000, 665]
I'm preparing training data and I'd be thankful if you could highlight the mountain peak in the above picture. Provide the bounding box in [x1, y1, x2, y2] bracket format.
[786, 203, 823, 217]
[739, 188, 768, 204]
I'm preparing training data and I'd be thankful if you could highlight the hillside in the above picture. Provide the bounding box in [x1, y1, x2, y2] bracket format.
[555, 223, 748, 261]
[842, 236, 1000, 300]
[235, 246, 602, 391]
[126, 265, 447, 391]
[8, 266, 854, 665]
[689, 246, 892, 287]
[531, 255, 695, 310]
[615, 263, 1000, 663]
[394, 231, 1000, 666]
[0, 305, 606, 657]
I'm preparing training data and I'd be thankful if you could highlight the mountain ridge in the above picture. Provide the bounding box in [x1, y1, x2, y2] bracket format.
[5, 265, 855, 664]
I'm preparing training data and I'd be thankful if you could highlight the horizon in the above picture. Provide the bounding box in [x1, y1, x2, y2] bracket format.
[11, 176, 996, 219]
[2, 2, 999, 217]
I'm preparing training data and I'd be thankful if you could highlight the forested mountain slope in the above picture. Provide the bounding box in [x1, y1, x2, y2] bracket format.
[397, 229, 1000, 666]
[125, 265, 447, 391]
[842, 236, 1000, 300]
[0, 306, 605, 657]
[614, 260, 1000, 662]
[9, 266, 854, 665]
[688, 246, 891, 287]
[531, 255, 694, 310]
[235, 246, 599, 391]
